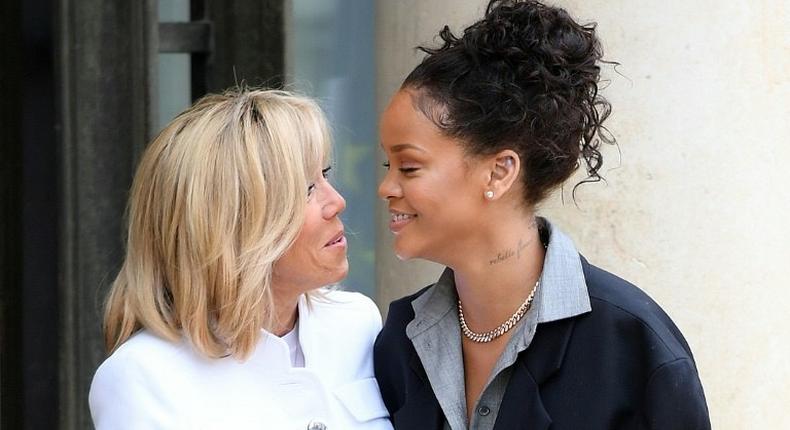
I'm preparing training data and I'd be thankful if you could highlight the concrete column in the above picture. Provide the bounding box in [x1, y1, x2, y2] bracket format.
[57, 1, 158, 427]
[375, 0, 487, 308]
[375, 1, 790, 428]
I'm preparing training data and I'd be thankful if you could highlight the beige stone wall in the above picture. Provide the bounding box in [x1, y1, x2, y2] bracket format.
[375, 1, 790, 428]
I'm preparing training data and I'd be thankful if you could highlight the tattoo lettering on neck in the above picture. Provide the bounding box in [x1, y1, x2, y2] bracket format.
[489, 237, 532, 265]
[489, 248, 515, 265]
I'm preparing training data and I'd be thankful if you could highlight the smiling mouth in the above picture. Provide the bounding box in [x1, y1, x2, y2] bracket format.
[324, 231, 346, 247]
[391, 213, 416, 223]
[389, 211, 417, 233]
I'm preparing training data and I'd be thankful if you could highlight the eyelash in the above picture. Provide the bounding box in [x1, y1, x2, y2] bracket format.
[382, 162, 418, 173]
[307, 166, 333, 197]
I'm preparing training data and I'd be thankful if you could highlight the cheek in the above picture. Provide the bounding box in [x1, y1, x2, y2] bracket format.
[293, 205, 323, 248]
[274, 242, 304, 278]
[405, 180, 445, 213]
[410, 174, 476, 218]
[273, 222, 313, 276]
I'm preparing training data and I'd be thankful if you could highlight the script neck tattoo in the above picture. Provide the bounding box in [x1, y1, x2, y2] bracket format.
[487, 220, 538, 266]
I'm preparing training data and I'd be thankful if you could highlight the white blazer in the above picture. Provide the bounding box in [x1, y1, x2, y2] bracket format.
[89, 290, 393, 430]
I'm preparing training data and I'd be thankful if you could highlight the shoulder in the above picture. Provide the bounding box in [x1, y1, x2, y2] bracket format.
[312, 288, 382, 324]
[89, 331, 189, 428]
[305, 288, 384, 343]
[579, 258, 696, 363]
[643, 357, 710, 428]
[319, 288, 380, 311]
[375, 284, 433, 356]
[90, 331, 189, 393]
[92, 331, 185, 381]
[381, 284, 433, 328]
[565, 260, 710, 426]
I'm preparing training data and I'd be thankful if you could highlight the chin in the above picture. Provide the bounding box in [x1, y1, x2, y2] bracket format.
[392, 238, 422, 261]
[330, 260, 350, 284]
[394, 236, 448, 265]
[394, 249, 417, 261]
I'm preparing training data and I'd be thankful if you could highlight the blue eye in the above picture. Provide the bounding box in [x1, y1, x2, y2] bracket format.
[321, 166, 332, 179]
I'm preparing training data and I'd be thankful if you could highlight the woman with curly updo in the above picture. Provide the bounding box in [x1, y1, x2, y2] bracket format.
[374, 1, 710, 429]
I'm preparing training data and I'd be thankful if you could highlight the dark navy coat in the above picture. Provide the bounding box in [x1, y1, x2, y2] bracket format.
[374, 258, 711, 430]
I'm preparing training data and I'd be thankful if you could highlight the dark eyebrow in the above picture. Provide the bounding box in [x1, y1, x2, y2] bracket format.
[390, 143, 426, 153]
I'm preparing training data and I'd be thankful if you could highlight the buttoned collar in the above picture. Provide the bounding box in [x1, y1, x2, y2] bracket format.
[249, 294, 314, 371]
[408, 218, 591, 339]
[404, 218, 591, 429]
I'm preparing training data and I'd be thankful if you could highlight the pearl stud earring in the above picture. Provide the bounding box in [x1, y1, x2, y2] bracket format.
[485, 190, 494, 199]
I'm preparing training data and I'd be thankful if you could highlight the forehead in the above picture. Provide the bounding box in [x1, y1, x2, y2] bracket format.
[380, 90, 455, 154]
[381, 90, 420, 129]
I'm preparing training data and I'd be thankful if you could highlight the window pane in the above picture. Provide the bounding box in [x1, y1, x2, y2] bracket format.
[157, 0, 191, 131]
[288, 0, 376, 298]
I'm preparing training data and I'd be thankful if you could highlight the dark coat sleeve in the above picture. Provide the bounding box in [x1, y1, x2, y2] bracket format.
[373, 328, 399, 417]
[641, 358, 711, 430]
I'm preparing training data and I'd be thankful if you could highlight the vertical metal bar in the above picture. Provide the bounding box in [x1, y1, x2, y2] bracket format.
[203, 0, 284, 93]
[56, 0, 157, 428]
[0, 0, 24, 427]
[191, 0, 209, 99]
[1, 0, 60, 427]
[20, 0, 60, 425]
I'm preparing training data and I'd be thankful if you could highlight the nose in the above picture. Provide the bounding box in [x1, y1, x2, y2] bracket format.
[377, 168, 401, 201]
[321, 181, 346, 219]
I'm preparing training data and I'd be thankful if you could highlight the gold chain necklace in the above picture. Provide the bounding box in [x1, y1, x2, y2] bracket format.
[458, 279, 539, 343]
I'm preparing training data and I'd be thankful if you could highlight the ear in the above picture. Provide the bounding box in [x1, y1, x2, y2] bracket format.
[484, 150, 520, 200]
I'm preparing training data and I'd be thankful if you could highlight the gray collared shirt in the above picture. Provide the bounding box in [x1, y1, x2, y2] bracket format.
[405, 219, 592, 430]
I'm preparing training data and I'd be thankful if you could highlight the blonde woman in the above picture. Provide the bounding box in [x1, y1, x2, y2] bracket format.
[89, 89, 392, 430]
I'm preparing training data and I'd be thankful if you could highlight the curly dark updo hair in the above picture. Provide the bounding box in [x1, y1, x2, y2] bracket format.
[402, 0, 614, 206]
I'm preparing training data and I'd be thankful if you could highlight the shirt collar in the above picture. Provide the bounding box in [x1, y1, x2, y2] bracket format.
[536, 218, 591, 323]
[408, 217, 591, 338]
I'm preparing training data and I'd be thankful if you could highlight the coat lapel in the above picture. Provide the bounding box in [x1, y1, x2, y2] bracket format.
[405, 270, 468, 430]
[392, 389, 443, 429]
[387, 349, 444, 429]
[407, 307, 467, 430]
[493, 317, 577, 430]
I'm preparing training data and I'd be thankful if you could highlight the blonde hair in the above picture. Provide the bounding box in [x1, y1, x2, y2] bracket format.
[104, 88, 331, 359]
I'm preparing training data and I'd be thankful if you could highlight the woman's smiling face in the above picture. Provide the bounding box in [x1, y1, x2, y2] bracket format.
[378, 89, 489, 264]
